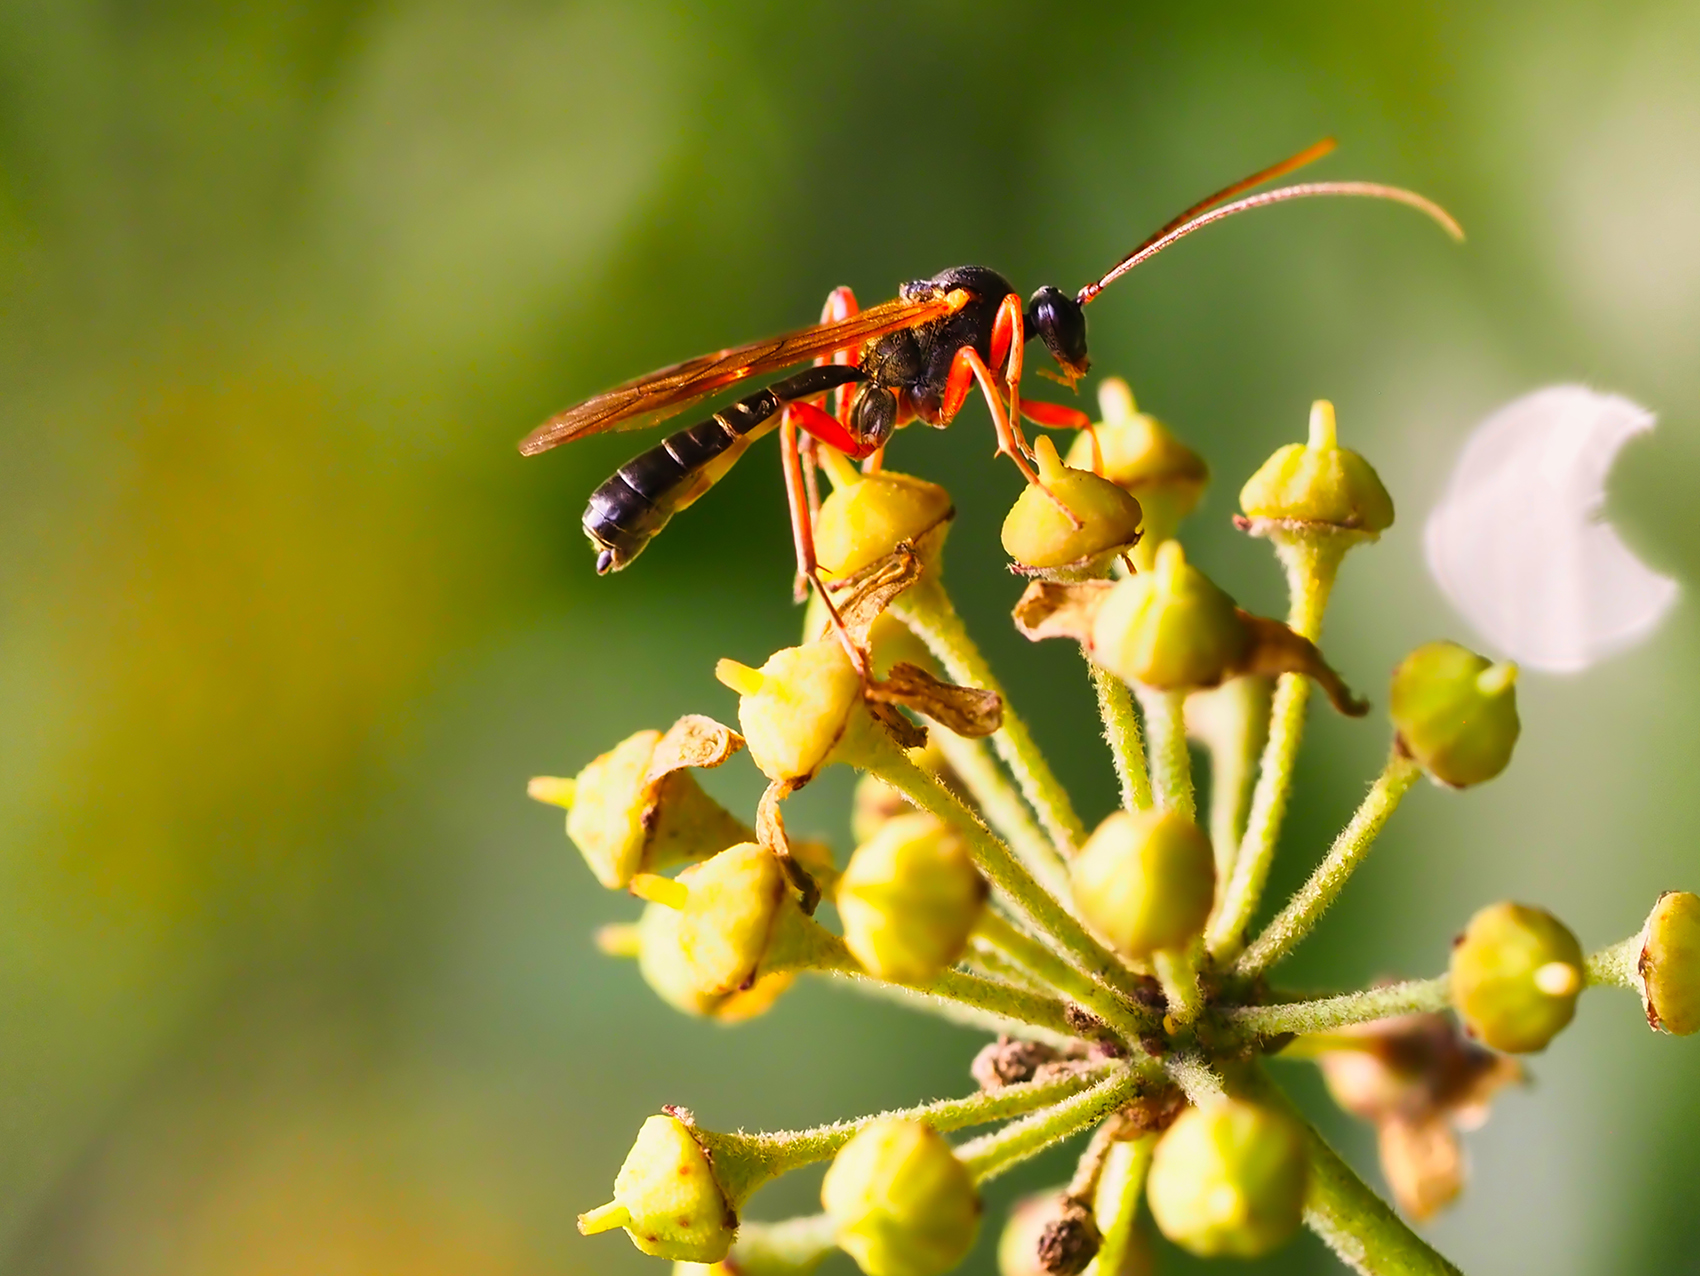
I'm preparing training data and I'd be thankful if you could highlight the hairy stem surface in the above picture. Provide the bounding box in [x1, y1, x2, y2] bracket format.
[1091, 664, 1153, 812]
[956, 1065, 1150, 1183]
[1228, 975, 1450, 1039]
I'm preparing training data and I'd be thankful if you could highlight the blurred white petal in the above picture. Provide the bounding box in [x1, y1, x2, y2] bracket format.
[1424, 385, 1679, 673]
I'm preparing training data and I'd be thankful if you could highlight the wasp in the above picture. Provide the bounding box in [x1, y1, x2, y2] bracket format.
[521, 140, 1459, 603]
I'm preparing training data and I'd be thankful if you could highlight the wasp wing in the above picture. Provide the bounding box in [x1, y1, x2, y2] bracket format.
[519, 291, 961, 456]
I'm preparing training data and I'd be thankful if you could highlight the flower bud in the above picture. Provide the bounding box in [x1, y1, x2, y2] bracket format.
[1239, 400, 1393, 534]
[805, 598, 935, 679]
[533, 721, 751, 889]
[622, 900, 795, 1022]
[1088, 541, 1248, 691]
[821, 1119, 981, 1276]
[718, 640, 881, 783]
[1146, 1100, 1307, 1259]
[997, 1192, 1070, 1276]
[579, 1113, 737, 1262]
[1001, 435, 1143, 576]
[1065, 379, 1207, 571]
[634, 842, 840, 999]
[815, 470, 954, 580]
[1390, 642, 1520, 787]
[1636, 890, 1700, 1035]
[837, 811, 988, 984]
[1070, 808, 1215, 959]
[1450, 902, 1585, 1053]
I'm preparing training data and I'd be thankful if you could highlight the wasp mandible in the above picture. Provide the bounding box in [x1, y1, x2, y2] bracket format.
[520, 140, 1460, 606]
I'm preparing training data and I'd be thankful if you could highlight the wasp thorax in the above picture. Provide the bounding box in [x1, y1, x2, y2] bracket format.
[578, 1114, 738, 1262]
[1146, 1101, 1308, 1260]
[1088, 541, 1248, 691]
[814, 469, 954, 580]
[837, 811, 988, 984]
[1450, 901, 1585, 1053]
[822, 1119, 982, 1276]
[1240, 400, 1394, 534]
[1390, 642, 1521, 787]
[1070, 807, 1215, 959]
[1066, 378, 1207, 571]
[1001, 435, 1143, 577]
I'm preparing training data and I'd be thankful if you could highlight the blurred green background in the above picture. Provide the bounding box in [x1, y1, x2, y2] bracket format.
[2, 1, 1697, 1272]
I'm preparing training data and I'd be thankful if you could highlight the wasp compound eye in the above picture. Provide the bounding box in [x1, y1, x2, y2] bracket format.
[852, 385, 899, 450]
[1027, 285, 1089, 382]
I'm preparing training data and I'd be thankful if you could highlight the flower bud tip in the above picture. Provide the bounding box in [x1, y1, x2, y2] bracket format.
[1098, 376, 1136, 422]
[1477, 662, 1518, 696]
[1308, 400, 1338, 451]
[1155, 538, 1184, 588]
[716, 659, 767, 697]
[631, 873, 690, 910]
[1534, 960, 1582, 997]
[597, 923, 643, 958]
[1034, 434, 1068, 484]
[528, 775, 576, 808]
[579, 1201, 632, 1235]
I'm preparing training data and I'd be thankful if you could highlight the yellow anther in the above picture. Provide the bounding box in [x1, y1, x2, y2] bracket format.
[595, 923, 643, 958]
[1033, 433, 1069, 485]
[630, 873, 690, 910]
[1308, 399, 1338, 450]
[527, 775, 577, 808]
[577, 1201, 632, 1235]
[1477, 662, 1519, 697]
[715, 658, 767, 697]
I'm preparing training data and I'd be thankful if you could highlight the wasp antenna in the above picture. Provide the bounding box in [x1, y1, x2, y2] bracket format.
[1077, 179, 1463, 306]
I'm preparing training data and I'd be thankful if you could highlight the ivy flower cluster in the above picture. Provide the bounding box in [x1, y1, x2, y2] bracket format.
[533, 379, 1698, 1276]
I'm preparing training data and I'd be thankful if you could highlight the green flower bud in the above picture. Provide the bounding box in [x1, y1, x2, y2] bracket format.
[600, 902, 796, 1022]
[1087, 541, 1249, 691]
[632, 842, 840, 998]
[1146, 1101, 1307, 1259]
[718, 640, 884, 783]
[821, 1119, 982, 1276]
[815, 470, 954, 580]
[1636, 890, 1700, 1036]
[805, 599, 935, 679]
[672, 1216, 837, 1276]
[997, 1192, 1069, 1276]
[1450, 902, 1585, 1053]
[532, 720, 751, 889]
[1001, 435, 1144, 576]
[837, 811, 988, 984]
[1065, 378, 1207, 572]
[1390, 642, 1521, 787]
[1070, 808, 1215, 959]
[579, 1113, 738, 1262]
[1239, 400, 1394, 534]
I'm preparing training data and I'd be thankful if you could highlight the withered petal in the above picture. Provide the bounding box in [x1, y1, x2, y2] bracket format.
[756, 778, 822, 915]
[1232, 610, 1370, 716]
[868, 662, 1003, 738]
[826, 544, 925, 649]
[1011, 579, 1114, 645]
[1378, 1116, 1464, 1221]
[646, 713, 745, 784]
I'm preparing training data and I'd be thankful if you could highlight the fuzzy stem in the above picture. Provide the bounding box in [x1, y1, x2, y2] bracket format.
[964, 934, 1049, 991]
[932, 730, 1069, 898]
[705, 1066, 1117, 1202]
[1586, 934, 1643, 989]
[1091, 1135, 1155, 1276]
[1136, 686, 1195, 820]
[1206, 536, 1345, 959]
[719, 1214, 839, 1274]
[1154, 947, 1205, 1026]
[867, 739, 1148, 1017]
[824, 971, 1077, 1049]
[1234, 751, 1422, 977]
[1227, 975, 1451, 1039]
[1191, 677, 1272, 889]
[976, 909, 1155, 1040]
[956, 1065, 1149, 1183]
[1065, 1120, 1122, 1201]
[895, 576, 1087, 855]
[1091, 664, 1153, 812]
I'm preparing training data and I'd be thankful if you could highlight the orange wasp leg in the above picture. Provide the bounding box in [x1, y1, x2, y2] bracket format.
[781, 407, 866, 672]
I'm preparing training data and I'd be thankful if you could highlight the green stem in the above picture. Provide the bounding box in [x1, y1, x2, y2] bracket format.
[1227, 975, 1450, 1039]
[824, 971, 1076, 1049]
[1206, 536, 1344, 960]
[1154, 948, 1204, 1026]
[1135, 686, 1194, 820]
[1090, 1134, 1154, 1276]
[976, 909, 1155, 1040]
[718, 1214, 839, 1275]
[963, 934, 1048, 990]
[1191, 676, 1272, 888]
[932, 729, 1069, 898]
[1234, 752, 1422, 978]
[1586, 934, 1642, 988]
[895, 576, 1087, 854]
[1090, 663, 1153, 812]
[867, 739, 1147, 1018]
[703, 1066, 1114, 1202]
[956, 1065, 1149, 1183]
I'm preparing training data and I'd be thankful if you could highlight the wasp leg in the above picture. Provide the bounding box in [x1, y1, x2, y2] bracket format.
[781, 408, 866, 673]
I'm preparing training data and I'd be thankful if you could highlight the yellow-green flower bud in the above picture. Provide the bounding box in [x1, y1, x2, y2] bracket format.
[1069, 808, 1215, 959]
[1390, 642, 1521, 788]
[1636, 890, 1700, 1036]
[1001, 435, 1143, 576]
[618, 901, 795, 1022]
[1450, 902, 1585, 1053]
[579, 1113, 737, 1262]
[1088, 540, 1248, 692]
[837, 811, 988, 984]
[1146, 1101, 1307, 1259]
[1065, 378, 1207, 571]
[533, 724, 751, 889]
[718, 640, 882, 783]
[1239, 400, 1394, 534]
[821, 1119, 981, 1276]
[805, 599, 935, 679]
[997, 1192, 1066, 1276]
[633, 843, 839, 998]
[815, 470, 954, 580]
